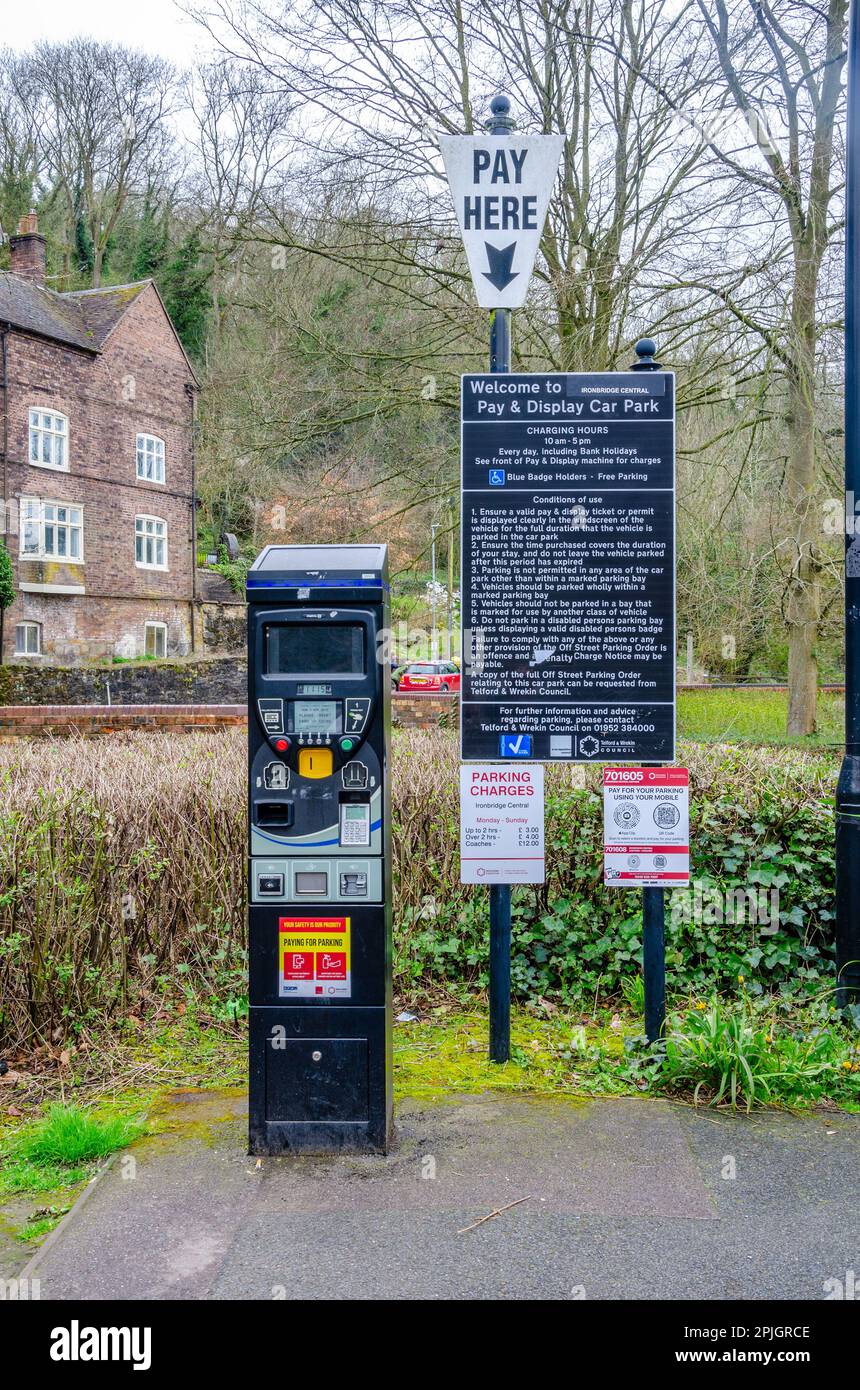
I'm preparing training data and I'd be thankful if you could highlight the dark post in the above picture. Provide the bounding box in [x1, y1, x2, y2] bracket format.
[490, 306, 511, 374]
[487, 93, 514, 1062]
[632, 338, 667, 1043]
[641, 856, 666, 1044]
[837, 0, 860, 1009]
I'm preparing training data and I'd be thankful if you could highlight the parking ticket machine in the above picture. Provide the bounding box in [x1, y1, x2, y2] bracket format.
[247, 544, 393, 1153]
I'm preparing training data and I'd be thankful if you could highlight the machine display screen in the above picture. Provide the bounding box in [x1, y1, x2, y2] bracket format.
[293, 700, 340, 735]
[266, 624, 365, 675]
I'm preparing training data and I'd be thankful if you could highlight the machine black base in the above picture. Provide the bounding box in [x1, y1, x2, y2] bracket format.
[248, 1006, 392, 1155]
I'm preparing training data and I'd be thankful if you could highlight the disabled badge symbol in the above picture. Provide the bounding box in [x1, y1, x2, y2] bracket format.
[489, 469, 506, 486]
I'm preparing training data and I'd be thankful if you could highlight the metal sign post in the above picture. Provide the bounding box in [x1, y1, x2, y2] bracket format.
[632, 341, 669, 1044]
[447, 98, 675, 1055]
[443, 92, 562, 1062]
[487, 300, 512, 1062]
[486, 99, 515, 1065]
[459, 340, 676, 1052]
[837, 0, 860, 1009]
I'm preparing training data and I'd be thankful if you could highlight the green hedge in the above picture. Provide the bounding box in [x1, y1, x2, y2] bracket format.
[393, 735, 837, 1004]
[0, 730, 840, 1048]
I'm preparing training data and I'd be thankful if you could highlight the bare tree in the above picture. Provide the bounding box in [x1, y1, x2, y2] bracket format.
[664, 0, 847, 733]
[192, 0, 714, 372]
[185, 58, 294, 354]
[15, 39, 176, 286]
[0, 49, 38, 243]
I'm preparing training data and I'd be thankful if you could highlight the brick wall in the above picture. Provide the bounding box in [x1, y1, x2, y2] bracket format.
[0, 704, 246, 739]
[0, 689, 458, 735]
[392, 693, 458, 728]
[2, 284, 198, 662]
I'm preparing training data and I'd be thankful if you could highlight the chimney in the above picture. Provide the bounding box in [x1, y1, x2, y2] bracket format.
[9, 211, 46, 286]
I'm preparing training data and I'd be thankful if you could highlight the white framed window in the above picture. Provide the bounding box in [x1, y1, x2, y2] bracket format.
[135, 514, 167, 570]
[136, 433, 165, 484]
[29, 409, 69, 470]
[15, 621, 42, 655]
[144, 621, 167, 658]
[20, 497, 83, 562]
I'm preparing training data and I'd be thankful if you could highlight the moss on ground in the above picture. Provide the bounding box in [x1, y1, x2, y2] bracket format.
[0, 1005, 629, 1256]
[2, 997, 857, 1262]
[394, 1007, 636, 1099]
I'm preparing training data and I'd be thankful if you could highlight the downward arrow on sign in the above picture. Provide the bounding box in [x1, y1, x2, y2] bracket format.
[483, 242, 518, 291]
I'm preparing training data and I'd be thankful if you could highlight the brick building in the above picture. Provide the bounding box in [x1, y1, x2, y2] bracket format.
[0, 213, 202, 663]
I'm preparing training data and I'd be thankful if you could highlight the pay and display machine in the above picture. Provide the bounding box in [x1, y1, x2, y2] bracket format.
[247, 544, 393, 1153]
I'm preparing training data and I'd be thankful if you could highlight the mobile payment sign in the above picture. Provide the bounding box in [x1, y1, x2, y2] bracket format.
[603, 767, 689, 887]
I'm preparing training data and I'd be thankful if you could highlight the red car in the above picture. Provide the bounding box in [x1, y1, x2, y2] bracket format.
[397, 661, 461, 693]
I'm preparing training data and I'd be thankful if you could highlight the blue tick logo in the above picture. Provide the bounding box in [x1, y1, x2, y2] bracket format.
[489, 469, 506, 486]
[499, 734, 532, 758]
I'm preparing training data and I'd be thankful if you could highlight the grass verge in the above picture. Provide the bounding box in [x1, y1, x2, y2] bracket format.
[677, 687, 844, 746]
[2, 991, 857, 1258]
[18, 1103, 143, 1169]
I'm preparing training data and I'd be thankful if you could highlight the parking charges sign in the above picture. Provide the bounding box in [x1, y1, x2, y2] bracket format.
[460, 371, 676, 763]
[460, 764, 545, 884]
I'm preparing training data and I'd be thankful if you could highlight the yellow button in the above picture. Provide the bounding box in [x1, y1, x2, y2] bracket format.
[298, 748, 333, 779]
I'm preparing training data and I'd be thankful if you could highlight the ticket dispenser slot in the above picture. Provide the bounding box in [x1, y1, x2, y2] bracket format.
[247, 544, 392, 1155]
[256, 801, 294, 830]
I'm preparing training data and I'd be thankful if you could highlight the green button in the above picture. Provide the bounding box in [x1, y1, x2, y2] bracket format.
[340, 738, 355, 752]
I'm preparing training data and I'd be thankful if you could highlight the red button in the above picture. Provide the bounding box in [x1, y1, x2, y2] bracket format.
[275, 738, 289, 752]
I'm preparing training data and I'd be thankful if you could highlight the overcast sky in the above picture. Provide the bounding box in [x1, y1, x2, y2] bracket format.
[3, 0, 211, 62]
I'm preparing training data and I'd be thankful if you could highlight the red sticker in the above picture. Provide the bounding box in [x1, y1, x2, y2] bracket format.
[316, 951, 347, 980]
[283, 950, 314, 980]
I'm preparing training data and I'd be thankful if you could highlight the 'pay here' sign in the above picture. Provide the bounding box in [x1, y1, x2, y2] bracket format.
[439, 135, 564, 309]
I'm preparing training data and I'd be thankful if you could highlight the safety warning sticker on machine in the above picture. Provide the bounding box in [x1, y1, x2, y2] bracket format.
[603, 767, 689, 887]
[278, 917, 352, 999]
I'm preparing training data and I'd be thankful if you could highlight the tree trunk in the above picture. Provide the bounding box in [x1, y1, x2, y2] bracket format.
[787, 586, 819, 734]
[785, 262, 821, 735]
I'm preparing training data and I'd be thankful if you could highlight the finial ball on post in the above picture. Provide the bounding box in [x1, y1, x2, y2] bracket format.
[631, 338, 661, 371]
[486, 92, 515, 134]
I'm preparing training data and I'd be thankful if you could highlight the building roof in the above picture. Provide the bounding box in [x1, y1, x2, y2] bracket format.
[0, 274, 149, 353]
